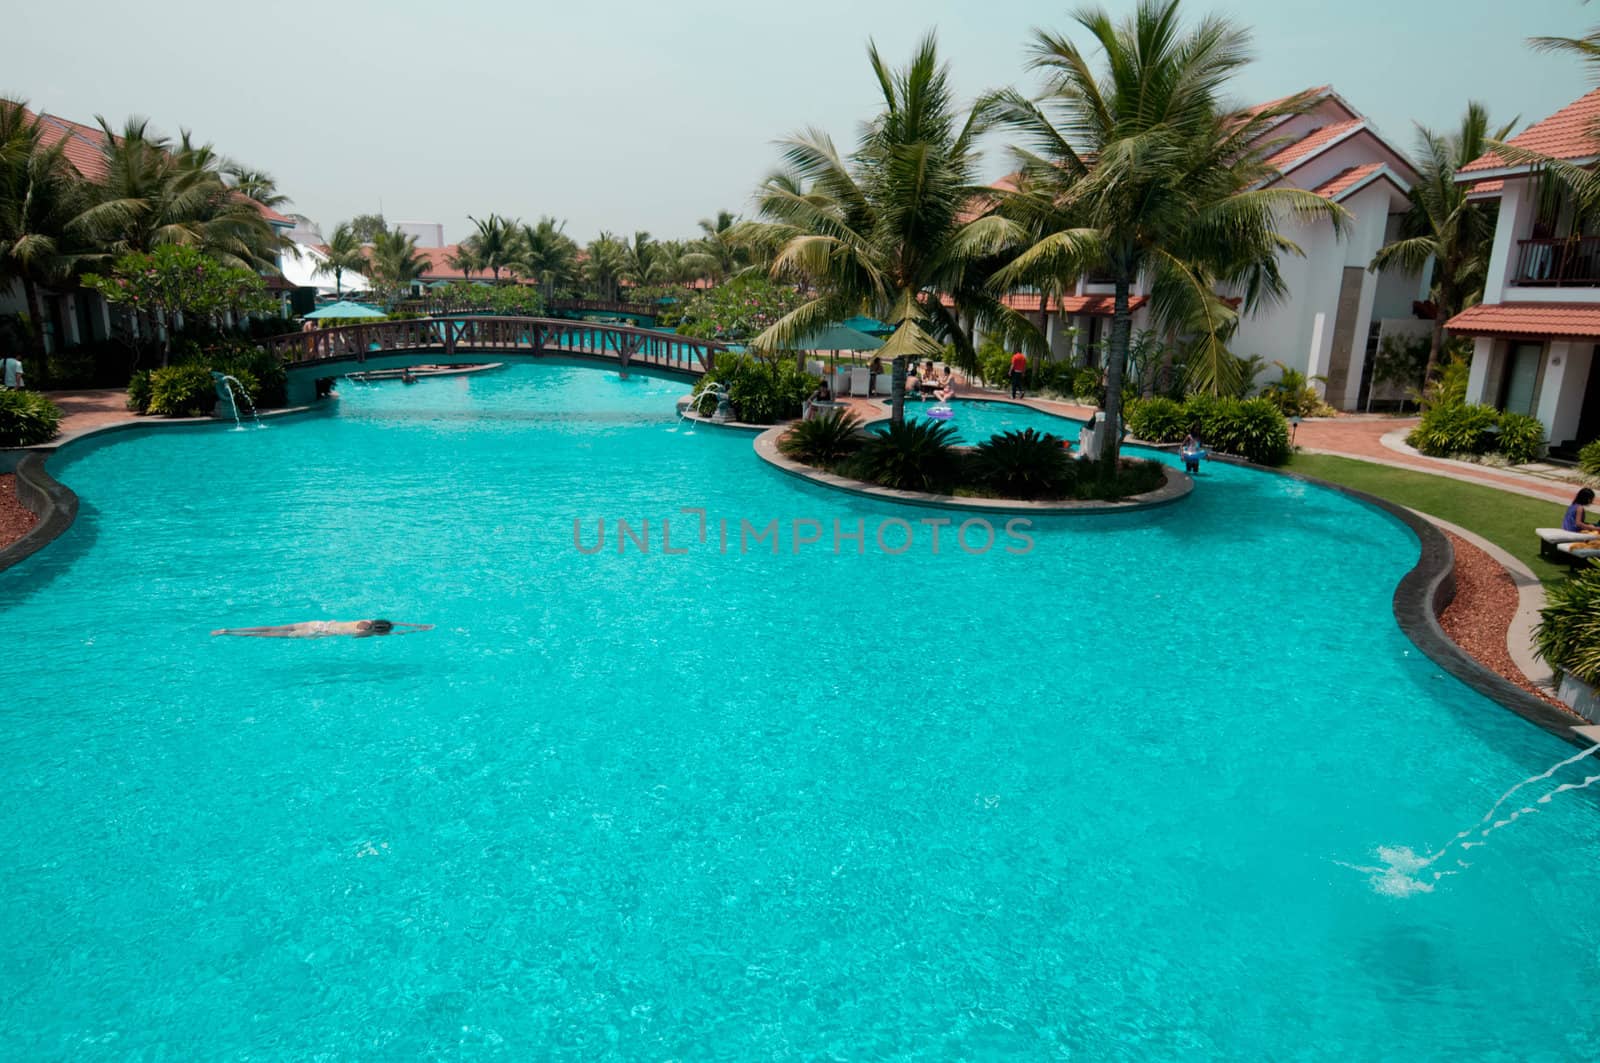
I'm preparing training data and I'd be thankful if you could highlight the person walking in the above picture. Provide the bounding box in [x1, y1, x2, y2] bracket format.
[1, 354, 24, 389]
[1008, 350, 1028, 399]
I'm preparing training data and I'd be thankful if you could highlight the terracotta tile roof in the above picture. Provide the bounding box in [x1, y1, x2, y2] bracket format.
[994, 292, 1148, 315]
[1265, 118, 1365, 172]
[1311, 162, 1383, 200]
[1461, 87, 1600, 173]
[27, 110, 112, 181]
[1466, 179, 1504, 197]
[1242, 85, 1331, 120]
[249, 198, 295, 227]
[1446, 302, 1600, 339]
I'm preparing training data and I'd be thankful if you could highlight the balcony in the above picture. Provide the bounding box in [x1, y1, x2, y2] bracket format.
[1515, 237, 1600, 287]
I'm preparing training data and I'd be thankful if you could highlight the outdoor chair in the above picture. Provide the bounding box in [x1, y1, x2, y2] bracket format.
[849, 367, 872, 397]
[1536, 527, 1594, 560]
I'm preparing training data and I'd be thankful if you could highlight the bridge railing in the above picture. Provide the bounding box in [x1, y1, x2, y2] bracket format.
[262, 315, 726, 374]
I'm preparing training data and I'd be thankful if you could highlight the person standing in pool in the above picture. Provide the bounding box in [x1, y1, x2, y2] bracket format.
[1009, 350, 1028, 398]
[1563, 487, 1600, 533]
[1180, 427, 1205, 474]
[211, 619, 433, 638]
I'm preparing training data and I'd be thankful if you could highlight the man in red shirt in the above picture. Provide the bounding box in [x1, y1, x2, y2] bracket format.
[1009, 350, 1028, 398]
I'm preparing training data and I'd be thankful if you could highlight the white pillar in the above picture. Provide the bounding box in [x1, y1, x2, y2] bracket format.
[1536, 341, 1592, 445]
[1466, 336, 1496, 404]
[1307, 312, 1327, 397]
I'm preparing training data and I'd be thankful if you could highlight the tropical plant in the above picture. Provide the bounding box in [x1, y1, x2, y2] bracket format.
[444, 241, 482, 282]
[365, 227, 429, 305]
[322, 221, 368, 296]
[1495, 412, 1546, 465]
[145, 363, 218, 416]
[985, 0, 1345, 475]
[688, 209, 749, 282]
[675, 275, 807, 343]
[1535, 567, 1600, 686]
[1184, 395, 1291, 465]
[1369, 103, 1514, 384]
[347, 213, 388, 244]
[735, 35, 1044, 428]
[0, 98, 91, 366]
[780, 409, 865, 465]
[223, 164, 290, 210]
[849, 419, 961, 491]
[583, 233, 629, 302]
[0, 387, 63, 445]
[81, 245, 274, 364]
[1126, 397, 1189, 443]
[1257, 361, 1327, 418]
[467, 213, 520, 282]
[971, 428, 1075, 498]
[1371, 332, 1430, 408]
[1580, 438, 1600, 479]
[518, 217, 580, 301]
[1407, 402, 1500, 456]
[126, 369, 152, 413]
[1421, 348, 1473, 409]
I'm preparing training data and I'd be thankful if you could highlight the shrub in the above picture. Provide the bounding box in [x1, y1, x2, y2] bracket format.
[1421, 350, 1472, 409]
[1182, 395, 1291, 465]
[1495, 412, 1545, 465]
[0, 389, 63, 446]
[146, 364, 219, 417]
[1072, 367, 1103, 404]
[126, 370, 152, 414]
[977, 338, 1011, 387]
[1126, 397, 1188, 443]
[1257, 362, 1327, 418]
[971, 428, 1075, 499]
[694, 354, 815, 424]
[1535, 567, 1600, 685]
[1580, 438, 1600, 480]
[1079, 457, 1166, 500]
[780, 409, 864, 465]
[849, 419, 960, 491]
[1407, 402, 1499, 457]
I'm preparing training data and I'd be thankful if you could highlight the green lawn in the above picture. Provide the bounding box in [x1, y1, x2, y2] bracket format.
[1286, 453, 1574, 585]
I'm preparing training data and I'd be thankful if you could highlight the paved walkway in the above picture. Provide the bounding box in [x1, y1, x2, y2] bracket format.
[43, 388, 134, 444]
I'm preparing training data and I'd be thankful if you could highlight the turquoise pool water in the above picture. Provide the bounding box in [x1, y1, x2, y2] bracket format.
[877, 397, 1084, 446]
[3, 361, 1598, 1058]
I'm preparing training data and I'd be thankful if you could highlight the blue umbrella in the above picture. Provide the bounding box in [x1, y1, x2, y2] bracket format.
[840, 314, 894, 337]
[305, 300, 386, 319]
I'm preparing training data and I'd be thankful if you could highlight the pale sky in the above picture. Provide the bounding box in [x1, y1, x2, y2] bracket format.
[8, 0, 1595, 247]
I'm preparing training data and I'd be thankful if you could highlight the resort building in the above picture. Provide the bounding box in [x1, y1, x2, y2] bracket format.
[0, 107, 299, 349]
[997, 87, 1427, 409]
[1447, 88, 1600, 457]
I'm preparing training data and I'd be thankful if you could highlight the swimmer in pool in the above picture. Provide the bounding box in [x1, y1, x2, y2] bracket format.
[210, 619, 432, 638]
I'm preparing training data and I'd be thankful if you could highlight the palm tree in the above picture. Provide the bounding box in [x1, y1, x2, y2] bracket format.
[583, 233, 628, 302]
[688, 210, 746, 282]
[322, 221, 367, 296]
[735, 35, 1038, 425]
[985, 0, 1345, 472]
[223, 164, 291, 210]
[75, 118, 281, 273]
[366, 227, 428, 305]
[446, 239, 483, 283]
[518, 217, 579, 301]
[1369, 103, 1515, 385]
[0, 98, 91, 365]
[467, 213, 519, 283]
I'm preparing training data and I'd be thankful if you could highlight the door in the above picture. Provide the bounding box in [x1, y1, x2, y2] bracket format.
[1499, 342, 1544, 416]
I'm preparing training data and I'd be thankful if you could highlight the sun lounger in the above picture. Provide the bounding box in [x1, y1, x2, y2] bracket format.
[1536, 527, 1594, 559]
[1556, 541, 1600, 565]
[850, 367, 872, 397]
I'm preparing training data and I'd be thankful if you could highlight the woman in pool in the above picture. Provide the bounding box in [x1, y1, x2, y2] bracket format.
[211, 619, 433, 638]
[1562, 487, 1600, 533]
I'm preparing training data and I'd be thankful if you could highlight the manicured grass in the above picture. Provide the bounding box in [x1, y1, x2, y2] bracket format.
[1287, 452, 1573, 585]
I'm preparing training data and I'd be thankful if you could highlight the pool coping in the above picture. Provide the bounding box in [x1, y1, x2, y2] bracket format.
[0, 404, 324, 574]
[752, 424, 1193, 515]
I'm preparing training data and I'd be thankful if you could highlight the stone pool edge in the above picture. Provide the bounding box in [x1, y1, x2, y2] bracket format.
[0, 405, 326, 574]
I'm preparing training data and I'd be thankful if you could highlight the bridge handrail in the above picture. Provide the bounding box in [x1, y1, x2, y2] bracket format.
[260, 315, 727, 373]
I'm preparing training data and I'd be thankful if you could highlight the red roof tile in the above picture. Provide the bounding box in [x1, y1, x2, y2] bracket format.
[1311, 162, 1383, 200]
[248, 198, 295, 227]
[998, 293, 1148, 315]
[1265, 118, 1365, 172]
[1461, 87, 1600, 173]
[1466, 179, 1504, 197]
[1446, 302, 1600, 339]
[28, 110, 112, 181]
[1242, 85, 1331, 121]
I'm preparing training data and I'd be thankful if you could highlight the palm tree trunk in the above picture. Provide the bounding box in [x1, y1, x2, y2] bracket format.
[1101, 277, 1134, 476]
[1422, 310, 1445, 395]
[21, 275, 48, 371]
[1152, 327, 1177, 399]
[890, 356, 907, 426]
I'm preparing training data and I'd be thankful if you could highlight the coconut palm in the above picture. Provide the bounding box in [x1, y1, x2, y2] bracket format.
[1369, 104, 1514, 385]
[0, 98, 92, 363]
[366, 226, 429, 305]
[223, 164, 291, 210]
[687, 209, 746, 282]
[735, 34, 1040, 425]
[76, 118, 281, 273]
[445, 240, 483, 283]
[985, 0, 1346, 472]
[583, 233, 629, 301]
[518, 216, 580, 301]
[467, 213, 519, 283]
[322, 221, 367, 296]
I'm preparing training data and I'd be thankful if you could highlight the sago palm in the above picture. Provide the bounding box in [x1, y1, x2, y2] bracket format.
[986, 0, 1345, 472]
[736, 34, 1040, 425]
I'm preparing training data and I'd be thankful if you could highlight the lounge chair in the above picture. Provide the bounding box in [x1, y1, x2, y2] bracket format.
[849, 367, 872, 397]
[1536, 527, 1594, 560]
[1556, 541, 1600, 566]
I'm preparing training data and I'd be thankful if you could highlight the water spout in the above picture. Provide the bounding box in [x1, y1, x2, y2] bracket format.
[211, 372, 264, 430]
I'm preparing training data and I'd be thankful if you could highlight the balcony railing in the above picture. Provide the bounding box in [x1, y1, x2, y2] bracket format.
[1515, 237, 1600, 287]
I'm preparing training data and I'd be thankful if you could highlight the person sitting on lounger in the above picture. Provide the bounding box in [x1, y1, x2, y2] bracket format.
[935, 367, 957, 402]
[1564, 488, 1600, 533]
[211, 619, 433, 638]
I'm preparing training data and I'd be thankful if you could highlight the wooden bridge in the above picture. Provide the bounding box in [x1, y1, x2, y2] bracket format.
[265, 315, 725, 405]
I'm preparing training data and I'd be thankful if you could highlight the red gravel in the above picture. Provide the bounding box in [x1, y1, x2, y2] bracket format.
[0, 474, 37, 551]
[1437, 531, 1570, 711]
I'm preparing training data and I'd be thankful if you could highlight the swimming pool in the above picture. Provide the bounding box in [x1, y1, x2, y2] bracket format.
[2, 362, 1597, 1058]
[875, 397, 1084, 446]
